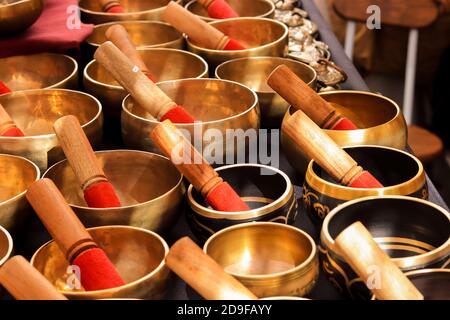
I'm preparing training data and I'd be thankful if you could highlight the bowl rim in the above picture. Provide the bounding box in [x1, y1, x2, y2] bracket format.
[122, 78, 259, 126]
[0, 224, 13, 266]
[186, 17, 289, 53]
[204, 221, 317, 280]
[187, 163, 294, 219]
[79, 0, 180, 17]
[84, 48, 209, 90]
[0, 89, 103, 141]
[30, 225, 170, 297]
[305, 145, 425, 200]
[0, 153, 40, 206]
[42, 149, 184, 212]
[321, 195, 450, 269]
[215, 56, 317, 93]
[1, 0, 42, 8]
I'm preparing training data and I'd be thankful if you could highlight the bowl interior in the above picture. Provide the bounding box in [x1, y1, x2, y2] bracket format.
[79, 0, 171, 12]
[44, 151, 181, 207]
[206, 224, 313, 276]
[187, 0, 273, 18]
[0, 155, 38, 203]
[328, 198, 450, 259]
[32, 227, 167, 291]
[408, 270, 450, 300]
[0, 90, 100, 136]
[0, 54, 76, 91]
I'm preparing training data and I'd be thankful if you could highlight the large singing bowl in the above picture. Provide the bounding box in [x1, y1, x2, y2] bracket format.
[0, 0, 44, 34]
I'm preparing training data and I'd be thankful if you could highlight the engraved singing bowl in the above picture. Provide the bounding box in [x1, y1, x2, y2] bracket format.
[186, 163, 298, 242]
[320, 196, 450, 300]
[0, 154, 40, 233]
[187, 17, 289, 70]
[204, 222, 319, 298]
[84, 48, 208, 119]
[185, 0, 275, 22]
[79, 0, 182, 25]
[216, 57, 317, 128]
[30, 226, 171, 299]
[0, 0, 44, 34]
[281, 91, 408, 175]
[122, 78, 260, 162]
[0, 53, 78, 91]
[303, 145, 427, 224]
[0, 89, 103, 171]
[43, 150, 185, 233]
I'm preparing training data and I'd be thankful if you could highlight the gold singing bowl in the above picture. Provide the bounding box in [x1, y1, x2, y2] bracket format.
[187, 17, 289, 70]
[216, 57, 317, 128]
[185, 0, 275, 22]
[0, 224, 13, 266]
[43, 150, 185, 233]
[281, 90, 408, 175]
[0, 89, 103, 172]
[0, 154, 40, 232]
[122, 78, 260, 161]
[0, 53, 78, 91]
[204, 222, 319, 298]
[84, 48, 208, 119]
[0, 0, 44, 34]
[79, 0, 182, 24]
[31, 226, 171, 300]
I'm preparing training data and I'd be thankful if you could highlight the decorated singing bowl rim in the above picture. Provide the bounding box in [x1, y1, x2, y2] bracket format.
[186, 17, 289, 53]
[0, 224, 13, 266]
[122, 78, 259, 127]
[187, 163, 293, 219]
[321, 195, 450, 269]
[305, 145, 425, 200]
[204, 221, 317, 281]
[0, 89, 103, 140]
[30, 225, 169, 298]
[43, 149, 184, 212]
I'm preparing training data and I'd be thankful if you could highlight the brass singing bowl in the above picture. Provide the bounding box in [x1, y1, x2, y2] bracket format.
[303, 145, 427, 224]
[43, 150, 185, 233]
[0, 225, 13, 266]
[0, 154, 40, 233]
[281, 91, 408, 175]
[187, 17, 289, 70]
[204, 222, 319, 298]
[122, 78, 260, 161]
[0, 53, 78, 91]
[84, 48, 208, 119]
[0, 89, 103, 171]
[0, 0, 44, 34]
[79, 0, 182, 24]
[185, 0, 275, 22]
[31, 226, 171, 299]
[321, 196, 450, 300]
[216, 57, 317, 128]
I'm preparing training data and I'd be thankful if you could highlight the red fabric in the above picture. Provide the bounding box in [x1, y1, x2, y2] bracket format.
[0, 0, 94, 58]
[207, 0, 239, 19]
[73, 248, 125, 291]
[331, 117, 359, 130]
[145, 73, 156, 83]
[1, 127, 25, 137]
[0, 81, 12, 94]
[348, 171, 384, 189]
[223, 38, 246, 51]
[106, 6, 125, 13]
[160, 106, 196, 124]
[206, 182, 250, 212]
[84, 181, 122, 208]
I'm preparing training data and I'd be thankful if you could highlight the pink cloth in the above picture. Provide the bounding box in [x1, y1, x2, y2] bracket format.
[0, 0, 94, 58]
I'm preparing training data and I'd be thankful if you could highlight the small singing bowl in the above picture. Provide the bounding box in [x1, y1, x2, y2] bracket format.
[216, 57, 317, 128]
[281, 91, 407, 175]
[122, 78, 259, 161]
[303, 145, 427, 224]
[204, 222, 319, 298]
[79, 0, 182, 25]
[0, 89, 103, 172]
[187, 17, 289, 70]
[0, 53, 78, 91]
[84, 48, 208, 119]
[320, 196, 450, 300]
[30, 226, 171, 299]
[43, 150, 185, 233]
[0, 0, 44, 34]
[186, 164, 298, 241]
[185, 0, 275, 22]
[0, 154, 40, 233]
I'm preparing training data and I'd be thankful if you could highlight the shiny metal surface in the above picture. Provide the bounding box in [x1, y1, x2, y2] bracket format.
[0, 0, 44, 34]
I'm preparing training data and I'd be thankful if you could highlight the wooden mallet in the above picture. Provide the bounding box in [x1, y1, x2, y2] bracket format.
[196, 0, 239, 19]
[0, 102, 25, 137]
[98, 0, 125, 13]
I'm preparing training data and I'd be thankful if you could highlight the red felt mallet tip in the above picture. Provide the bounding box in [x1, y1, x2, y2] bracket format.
[84, 181, 122, 208]
[1, 127, 25, 137]
[106, 6, 125, 13]
[206, 182, 250, 212]
[331, 117, 359, 131]
[100, 0, 125, 13]
[348, 171, 384, 189]
[223, 38, 247, 51]
[0, 80, 11, 94]
[160, 106, 197, 124]
[205, 0, 239, 19]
